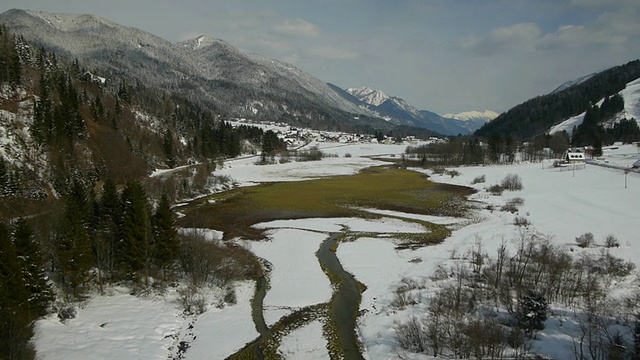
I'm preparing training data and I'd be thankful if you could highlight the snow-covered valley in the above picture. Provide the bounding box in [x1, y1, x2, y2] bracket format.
[33, 142, 640, 359]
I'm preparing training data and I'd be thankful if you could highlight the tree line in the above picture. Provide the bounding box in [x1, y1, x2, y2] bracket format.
[404, 131, 572, 167]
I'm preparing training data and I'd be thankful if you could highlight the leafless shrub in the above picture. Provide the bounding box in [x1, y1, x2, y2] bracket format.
[398, 277, 425, 292]
[224, 287, 237, 305]
[501, 174, 523, 191]
[487, 184, 504, 195]
[500, 197, 524, 213]
[178, 286, 206, 315]
[514, 216, 530, 227]
[391, 280, 423, 310]
[278, 153, 290, 164]
[576, 232, 595, 248]
[464, 318, 507, 360]
[431, 166, 446, 175]
[57, 304, 77, 322]
[604, 234, 619, 248]
[295, 146, 323, 161]
[394, 317, 427, 353]
[446, 169, 461, 178]
[179, 229, 249, 288]
[471, 175, 486, 184]
[430, 264, 449, 281]
[597, 252, 635, 277]
[391, 289, 415, 310]
[180, 229, 217, 288]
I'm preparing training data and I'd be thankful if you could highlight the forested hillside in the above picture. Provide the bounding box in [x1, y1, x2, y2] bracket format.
[475, 59, 640, 140]
[0, 24, 278, 359]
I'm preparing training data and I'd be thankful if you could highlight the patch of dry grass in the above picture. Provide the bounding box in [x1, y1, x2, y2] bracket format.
[178, 166, 471, 242]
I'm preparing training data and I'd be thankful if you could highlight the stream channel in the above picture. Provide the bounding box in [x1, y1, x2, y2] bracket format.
[239, 232, 365, 359]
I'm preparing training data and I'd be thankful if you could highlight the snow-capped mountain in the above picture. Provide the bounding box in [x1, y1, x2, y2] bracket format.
[443, 110, 499, 122]
[342, 86, 491, 135]
[346, 87, 393, 107]
[0, 9, 387, 132]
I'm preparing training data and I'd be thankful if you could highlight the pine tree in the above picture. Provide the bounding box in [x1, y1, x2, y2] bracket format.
[516, 290, 549, 335]
[0, 28, 21, 86]
[12, 218, 53, 317]
[0, 155, 7, 196]
[152, 192, 179, 276]
[162, 129, 176, 168]
[56, 180, 94, 297]
[119, 180, 152, 281]
[95, 178, 121, 282]
[0, 222, 35, 360]
[32, 73, 53, 144]
[488, 133, 503, 163]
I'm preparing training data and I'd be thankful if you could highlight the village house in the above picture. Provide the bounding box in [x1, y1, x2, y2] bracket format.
[566, 151, 586, 164]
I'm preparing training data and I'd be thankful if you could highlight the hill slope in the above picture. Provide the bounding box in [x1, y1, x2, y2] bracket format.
[475, 59, 640, 139]
[0, 9, 394, 133]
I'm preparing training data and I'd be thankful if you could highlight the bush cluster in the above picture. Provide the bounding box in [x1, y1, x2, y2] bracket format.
[394, 232, 636, 359]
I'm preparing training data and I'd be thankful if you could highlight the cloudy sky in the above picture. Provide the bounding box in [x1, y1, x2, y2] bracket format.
[1, 0, 639, 114]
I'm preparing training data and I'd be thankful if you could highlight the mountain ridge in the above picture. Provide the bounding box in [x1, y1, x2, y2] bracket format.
[475, 59, 640, 139]
[0, 9, 394, 134]
[342, 86, 492, 135]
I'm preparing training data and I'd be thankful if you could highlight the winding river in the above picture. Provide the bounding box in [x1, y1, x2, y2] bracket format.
[230, 231, 365, 359]
[317, 233, 365, 360]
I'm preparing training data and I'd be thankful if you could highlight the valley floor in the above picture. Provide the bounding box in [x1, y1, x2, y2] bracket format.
[33, 142, 640, 359]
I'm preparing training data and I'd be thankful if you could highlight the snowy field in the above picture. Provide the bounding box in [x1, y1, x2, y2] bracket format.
[33, 142, 640, 359]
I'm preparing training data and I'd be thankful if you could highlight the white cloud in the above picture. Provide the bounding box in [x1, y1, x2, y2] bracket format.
[570, 0, 639, 8]
[272, 18, 320, 37]
[307, 46, 360, 59]
[461, 4, 640, 56]
[459, 23, 541, 55]
[540, 8, 639, 51]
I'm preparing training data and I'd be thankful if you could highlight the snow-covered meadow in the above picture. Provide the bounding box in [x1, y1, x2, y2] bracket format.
[33, 142, 640, 359]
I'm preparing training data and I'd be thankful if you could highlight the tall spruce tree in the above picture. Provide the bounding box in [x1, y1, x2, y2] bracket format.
[152, 192, 179, 276]
[162, 129, 176, 168]
[119, 180, 152, 281]
[56, 180, 94, 297]
[0, 222, 35, 360]
[12, 218, 53, 317]
[95, 178, 120, 281]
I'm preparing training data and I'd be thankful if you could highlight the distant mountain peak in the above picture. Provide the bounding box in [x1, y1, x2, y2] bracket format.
[15, 9, 119, 31]
[339, 85, 490, 135]
[346, 87, 391, 107]
[443, 110, 499, 122]
[179, 35, 227, 50]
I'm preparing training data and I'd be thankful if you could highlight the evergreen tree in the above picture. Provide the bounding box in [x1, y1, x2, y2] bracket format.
[162, 129, 176, 168]
[95, 178, 121, 281]
[119, 180, 152, 281]
[516, 291, 549, 335]
[32, 73, 53, 144]
[0, 222, 35, 360]
[152, 192, 179, 275]
[504, 135, 516, 164]
[0, 27, 22, 86]
[487, 133, 503, 163]
[12, 218, 53, 317]
[0, 155, 7, 196]
[56, 180, 94, 297]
